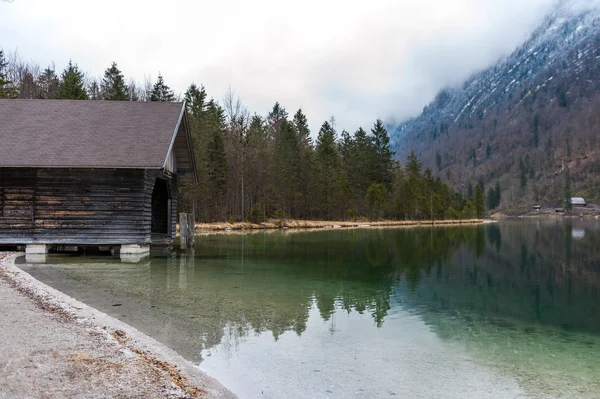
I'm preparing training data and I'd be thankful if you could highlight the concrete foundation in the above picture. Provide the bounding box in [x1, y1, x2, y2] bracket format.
[25, 245, 51, 254]
[120, 244, 150, 255]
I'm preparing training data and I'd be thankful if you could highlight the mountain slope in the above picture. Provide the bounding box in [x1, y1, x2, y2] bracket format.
[391, 0, 600, 210]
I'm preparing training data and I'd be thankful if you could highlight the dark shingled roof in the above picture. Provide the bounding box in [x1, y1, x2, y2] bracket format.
[0, 99, 185, 168]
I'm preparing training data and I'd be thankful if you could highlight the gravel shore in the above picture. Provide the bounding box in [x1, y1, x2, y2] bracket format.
[0, 252, 236, 399]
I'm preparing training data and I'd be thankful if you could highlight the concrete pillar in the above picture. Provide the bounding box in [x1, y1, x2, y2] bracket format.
[25, 244, 51, 254]
[120, 244, 150, 263]
[120, 244, 150, 255]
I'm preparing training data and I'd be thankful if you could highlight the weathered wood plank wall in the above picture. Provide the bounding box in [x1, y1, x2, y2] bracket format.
[0, 168, 178, 245]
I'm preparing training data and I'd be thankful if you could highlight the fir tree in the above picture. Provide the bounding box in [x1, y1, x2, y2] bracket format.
[406, 151, 422, 177]
[0, 50, 18, 98]
[473, 184, 486, 218]
[315, 121, 346, 219]
[365, 183, 388, 220]
[101, 62, 128, 100]
[267, 102, 288, 139]
[405, 151, 424, 219]
[462, 200, 476, 219]
[272, 120, 302, 215]
[293, 109, 311, 148]
[339, 127, 376, 214]
[149, 73, 175, 102]
[292, 109, 314, 218]
[486, 187, 496, 210]
[371, 119, 395, 190]
[207, 129, 228, 194]
[58, 60, 88, 100]
[184, 83, 207, 116]
[245, 114, 270, 215]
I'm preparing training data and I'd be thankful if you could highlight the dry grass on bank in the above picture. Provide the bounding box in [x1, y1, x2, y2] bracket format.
[191, 219, 483, 233]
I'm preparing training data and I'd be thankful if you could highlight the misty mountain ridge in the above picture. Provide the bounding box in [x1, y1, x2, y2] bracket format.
[390, 0, 600, 210]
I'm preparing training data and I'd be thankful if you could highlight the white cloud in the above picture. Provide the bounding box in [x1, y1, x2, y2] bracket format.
[1, 0, 560, 134]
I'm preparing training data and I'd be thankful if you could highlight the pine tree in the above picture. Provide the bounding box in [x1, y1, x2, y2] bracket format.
[486, 187, 496, 210]
[101, 62, 128, 101]
[339, 127, 377, 214]
[206, 107, 228, 221]
[405, 151, 424, 219]
[149, 73, 175, 102]
[58, 60, 88, 100]
[473, 184, 486, 218]
[371, 119, 395, 190]
[462, 200, 476, 219]
[245, 114, 270, 215]
[292, 109, 314, 218]
[293, 109, 311, 148]
[207, 130, 228, 188]
[267, 102, 288, 139]
[315, 121, 346, 219]
[184, 83, 207, 116]
[37, 67, 59, 99]
[181, 84, 217, 221]
[0, 50, 18, 98]
[405, 151, 422, 177]
[272, 120, 302, 215]
[365, 183, 388, 220]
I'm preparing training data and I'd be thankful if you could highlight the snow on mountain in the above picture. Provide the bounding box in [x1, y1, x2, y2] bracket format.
[391, 0, 600, 152]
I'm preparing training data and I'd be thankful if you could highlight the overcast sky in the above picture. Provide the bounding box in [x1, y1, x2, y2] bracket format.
[1, 0, 559, 133]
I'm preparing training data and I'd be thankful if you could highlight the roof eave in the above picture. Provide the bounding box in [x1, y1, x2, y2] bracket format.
[162, 103, 199, 185]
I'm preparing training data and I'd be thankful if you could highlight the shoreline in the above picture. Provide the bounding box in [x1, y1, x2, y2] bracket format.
[193, 219, 484, 234]
[0, 252, 237, 399]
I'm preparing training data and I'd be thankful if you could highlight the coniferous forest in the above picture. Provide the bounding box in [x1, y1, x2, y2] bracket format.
[0, 49, 485, 222]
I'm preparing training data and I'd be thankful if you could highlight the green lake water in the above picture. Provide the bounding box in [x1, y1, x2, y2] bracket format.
[20, 221, 600, 398]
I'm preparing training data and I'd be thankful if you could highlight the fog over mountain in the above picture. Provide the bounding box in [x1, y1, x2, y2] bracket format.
[390, 0, 600, 210]
[1, 0, 558, 133]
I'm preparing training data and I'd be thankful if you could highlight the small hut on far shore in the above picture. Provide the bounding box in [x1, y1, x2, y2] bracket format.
[571, 197, 587, 207]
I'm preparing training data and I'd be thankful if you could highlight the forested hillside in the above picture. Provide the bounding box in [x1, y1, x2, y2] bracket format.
[391, 1, 600, 211]
[0, 48, 482, 222]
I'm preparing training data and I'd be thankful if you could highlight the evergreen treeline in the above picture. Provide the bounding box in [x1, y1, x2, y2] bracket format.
[0, 50, 174, 102]
[182, 86, 485, 222]
[0, 49, 485, 222]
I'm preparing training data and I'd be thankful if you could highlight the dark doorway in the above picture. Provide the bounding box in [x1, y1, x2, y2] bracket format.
[151, 179, 170, 235]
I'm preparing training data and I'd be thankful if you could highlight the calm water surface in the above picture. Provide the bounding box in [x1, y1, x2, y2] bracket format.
[21, 221, 600, 398]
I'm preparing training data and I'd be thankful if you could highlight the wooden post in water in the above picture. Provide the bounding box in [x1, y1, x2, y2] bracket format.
[179, 213, 195, 250]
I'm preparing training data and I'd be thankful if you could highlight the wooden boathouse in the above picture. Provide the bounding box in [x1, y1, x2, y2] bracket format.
[0, 99, 197, 257]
